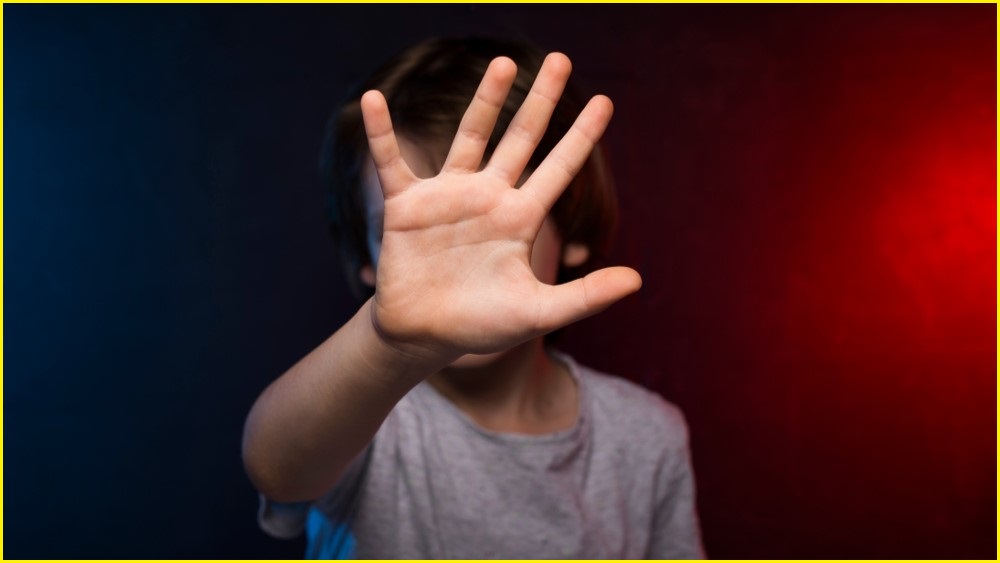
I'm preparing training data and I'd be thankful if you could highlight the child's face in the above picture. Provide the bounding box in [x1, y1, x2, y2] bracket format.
[359, 135, 566, 368]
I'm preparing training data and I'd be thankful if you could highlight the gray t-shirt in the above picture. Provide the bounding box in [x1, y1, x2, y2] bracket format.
[259, 352, 704, 558]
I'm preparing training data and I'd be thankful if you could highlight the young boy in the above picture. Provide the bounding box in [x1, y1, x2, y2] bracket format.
[242, 37, 705, 559]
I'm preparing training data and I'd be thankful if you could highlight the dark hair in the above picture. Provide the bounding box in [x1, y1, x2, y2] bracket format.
[322, 36, 619, 300]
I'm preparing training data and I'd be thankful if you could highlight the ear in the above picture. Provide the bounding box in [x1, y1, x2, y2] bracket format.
[561, 243, 590, 268]
[359, 264, 376, 288]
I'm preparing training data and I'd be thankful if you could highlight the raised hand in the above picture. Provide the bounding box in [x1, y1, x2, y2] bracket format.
[360, 53, 641, 361]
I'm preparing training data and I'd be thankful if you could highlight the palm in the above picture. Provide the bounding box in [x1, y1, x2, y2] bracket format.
[377, 170, 549, 351]
[361, 54, 641, 357]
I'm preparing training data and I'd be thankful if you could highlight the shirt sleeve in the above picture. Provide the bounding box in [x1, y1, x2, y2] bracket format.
[257, 495, 311, 540]
[256, 443, 373, 539]
[646, 413, 706, 559]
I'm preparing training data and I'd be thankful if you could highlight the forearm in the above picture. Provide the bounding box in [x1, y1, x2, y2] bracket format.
[241, 299, 451, 502]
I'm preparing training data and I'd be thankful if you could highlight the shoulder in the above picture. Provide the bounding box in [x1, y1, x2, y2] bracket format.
[564, 354, 690, 452]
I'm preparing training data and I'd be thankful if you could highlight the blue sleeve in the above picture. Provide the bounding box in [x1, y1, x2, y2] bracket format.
[256, 443, 373, 540]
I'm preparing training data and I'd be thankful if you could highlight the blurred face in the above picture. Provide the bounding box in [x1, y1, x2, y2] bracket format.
[359, 136, 564, 368]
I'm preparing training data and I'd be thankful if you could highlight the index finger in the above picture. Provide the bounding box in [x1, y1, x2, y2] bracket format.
[519, 95, 613, 212]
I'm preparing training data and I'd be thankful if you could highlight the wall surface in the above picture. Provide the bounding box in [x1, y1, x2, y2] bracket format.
[4, 4, 995, 558]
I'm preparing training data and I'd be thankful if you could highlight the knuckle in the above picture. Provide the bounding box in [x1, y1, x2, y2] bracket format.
[507, 121, 540, 145]
[549, 150, 580, 179]
[457, 127, 489, 147]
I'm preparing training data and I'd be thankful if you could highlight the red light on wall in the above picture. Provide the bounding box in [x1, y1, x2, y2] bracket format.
[874, 129, 995, 338]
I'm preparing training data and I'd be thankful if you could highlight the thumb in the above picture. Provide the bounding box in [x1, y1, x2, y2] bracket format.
[536, 266, 642, 334]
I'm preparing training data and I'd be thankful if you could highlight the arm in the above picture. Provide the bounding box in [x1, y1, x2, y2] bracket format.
[242, 299, 446, 502]
[242, 53, 641, 503]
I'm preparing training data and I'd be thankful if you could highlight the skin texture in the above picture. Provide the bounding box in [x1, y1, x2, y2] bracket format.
[361, 54, 640, 358]
[242, 53, 641, 502]
[358, 136, 590, 369]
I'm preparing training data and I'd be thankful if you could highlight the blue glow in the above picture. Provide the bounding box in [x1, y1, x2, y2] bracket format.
[305, 508, 357, 559]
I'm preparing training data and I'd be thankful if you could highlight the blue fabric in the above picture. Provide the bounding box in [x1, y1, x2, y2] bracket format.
[305, 508, 356, 559]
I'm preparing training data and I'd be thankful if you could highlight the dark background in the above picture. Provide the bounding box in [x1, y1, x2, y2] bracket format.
[4, 4, 995, 559]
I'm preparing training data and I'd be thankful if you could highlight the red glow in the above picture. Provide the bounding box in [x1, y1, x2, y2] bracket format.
[875, 132, 996, 337]
[564, 5, 995, 557]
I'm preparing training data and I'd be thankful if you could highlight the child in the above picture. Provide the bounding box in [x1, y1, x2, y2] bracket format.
[242, 37, 705, 559]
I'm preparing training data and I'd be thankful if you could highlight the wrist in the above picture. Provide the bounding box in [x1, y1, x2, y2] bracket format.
[354, 299, 459, 386]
